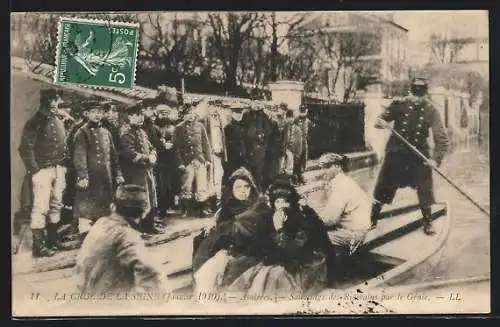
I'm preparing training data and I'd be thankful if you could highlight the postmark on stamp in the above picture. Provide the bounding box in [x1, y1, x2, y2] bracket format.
[54, 16, 139, 90]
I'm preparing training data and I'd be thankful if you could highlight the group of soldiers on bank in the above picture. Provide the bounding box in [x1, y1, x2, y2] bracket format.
[17, 87, 313, 258]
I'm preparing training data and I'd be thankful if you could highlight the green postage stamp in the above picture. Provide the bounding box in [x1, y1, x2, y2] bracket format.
[54, 16, 139, 89]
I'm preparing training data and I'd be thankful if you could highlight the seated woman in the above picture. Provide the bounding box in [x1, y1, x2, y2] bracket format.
[192, 167, 275, 294]
[224, 176, 332, 297]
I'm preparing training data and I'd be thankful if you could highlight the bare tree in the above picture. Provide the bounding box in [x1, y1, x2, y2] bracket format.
[13, 13, 59, 72]
[300, 24, 382, 102]
[429, 32, 469, 64]
[139, 13, 204, 76]
[280, 34, 323, 92]
[206, 12, 263, 92]
[261, 12, 308, 82]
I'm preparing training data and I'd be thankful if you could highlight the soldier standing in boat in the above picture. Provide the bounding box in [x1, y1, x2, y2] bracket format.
[370, 77, 450, 235]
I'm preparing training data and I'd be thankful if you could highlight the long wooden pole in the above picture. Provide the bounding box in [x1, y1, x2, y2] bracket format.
[384, 124, 489, 217]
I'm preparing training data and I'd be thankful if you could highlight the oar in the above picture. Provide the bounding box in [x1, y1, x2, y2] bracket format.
[382, 122, 489, 217]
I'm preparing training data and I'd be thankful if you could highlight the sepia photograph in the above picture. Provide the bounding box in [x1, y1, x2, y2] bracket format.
[10, 10, 490, 316]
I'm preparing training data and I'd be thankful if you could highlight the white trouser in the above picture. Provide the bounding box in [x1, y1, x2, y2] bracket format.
[208, 155, 224, 200]
[30, 165, 67, 229]
[180, 160, 209, 202]
[279, 150, 294, 175]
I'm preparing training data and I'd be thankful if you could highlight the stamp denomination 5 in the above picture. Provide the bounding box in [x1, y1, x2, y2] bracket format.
[54, 16, 139, 90]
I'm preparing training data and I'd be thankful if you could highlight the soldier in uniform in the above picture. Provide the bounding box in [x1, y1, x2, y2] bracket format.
[61, 107, 87, 238]
[174, 103, 213, 217]
[294, 104, 311, 185]
[194, 100, 228, 211]
[18, 88, 69, 257]
[370, 77, 450, 235]
[156, 104, 181, 216]
[119, 104, 163, 235]
[72, 103, 124, 228]
[101, 102, 121, 150]
[223, 102, 247, 184]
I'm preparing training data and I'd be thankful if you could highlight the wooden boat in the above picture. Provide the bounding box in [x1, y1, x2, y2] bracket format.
[12, 198, 451, 299]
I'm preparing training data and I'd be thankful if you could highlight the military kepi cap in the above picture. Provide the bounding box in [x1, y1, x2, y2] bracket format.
[230, 101, 245, 113]
[40, 88, 61, 103]
[411, 77, 428, 86]
[125, 102, 143, 115]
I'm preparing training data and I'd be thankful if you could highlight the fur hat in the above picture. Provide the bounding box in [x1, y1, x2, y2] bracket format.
[115, 184, 149, 209]
[268, 175, 300, 205]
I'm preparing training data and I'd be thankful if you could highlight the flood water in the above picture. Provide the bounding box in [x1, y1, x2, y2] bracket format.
[409, 140, 490, 283]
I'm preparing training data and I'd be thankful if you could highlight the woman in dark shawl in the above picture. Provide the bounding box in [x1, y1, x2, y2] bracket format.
[192, 167, 275, 292]
[224, 176, 332, 297]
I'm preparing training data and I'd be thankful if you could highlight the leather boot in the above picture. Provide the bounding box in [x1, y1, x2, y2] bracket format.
[199, 200, 213, 218]
[421, 207, 436, 236]
[32, 229, 56, 258]
[46, 223, 73, 251]
[370, 202, 383, 229]
[63, 219, 80, 242]
[141, 213, 164, 235]
[180, 199, 191, 217]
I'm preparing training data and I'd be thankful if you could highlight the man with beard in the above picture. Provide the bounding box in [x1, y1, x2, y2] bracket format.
[223, 102, 247, 185]
[174, 103, 213, 217]
[75, 184, 167, 294]
[194, 101, 227, 212]
[72, 103, 124, 229]
[119, 103, 163, 236]
[155, 104, 182, 217]
[241, 103, 275, 191]
[19, 88, 69, 257]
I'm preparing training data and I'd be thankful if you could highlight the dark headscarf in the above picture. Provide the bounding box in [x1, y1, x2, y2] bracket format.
[220, 167, 260, 218]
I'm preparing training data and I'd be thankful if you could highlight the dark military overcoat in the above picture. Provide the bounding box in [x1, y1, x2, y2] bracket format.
[119, 126, 158, 211]
[73, 122, 122, 221]
[373, 95, 450, 206]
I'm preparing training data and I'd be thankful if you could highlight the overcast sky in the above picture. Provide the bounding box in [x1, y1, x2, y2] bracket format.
[391, 10, 489, 41]
[275, 11, 488, 42]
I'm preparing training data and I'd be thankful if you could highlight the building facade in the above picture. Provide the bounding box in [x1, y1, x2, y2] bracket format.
[293, 12, 409, 100]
